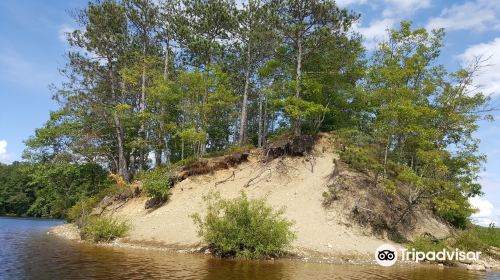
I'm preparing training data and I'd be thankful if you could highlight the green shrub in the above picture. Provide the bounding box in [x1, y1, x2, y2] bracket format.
[339, 146, 382, 173]
[67, 196, 99, 227]
[66, 182, 129, 225]
[322, 184, 339, 207]
[405, 236, 449, 263]
[81, 216, 129, 242]
[142, 168, 170, 201]
[266, 130, 293, 144]
[192, 191, 296, 259]
[433, 193, 474, 229]
[436, 207, 473, 230]
[406, 236, 447, 254]
[203, 144, 254, 159]
[450, 228, 488, 252]
[168, 156, 198, 170]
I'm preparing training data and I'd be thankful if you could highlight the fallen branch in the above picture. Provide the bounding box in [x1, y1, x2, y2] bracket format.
[244, 168, 272, 188]
[214, 171, 235, 187]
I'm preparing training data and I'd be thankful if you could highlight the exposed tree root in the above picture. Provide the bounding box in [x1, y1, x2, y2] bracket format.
[275, 157, 298, 175]
[264, 135, 315, 161]
[171, 152, 249, 185]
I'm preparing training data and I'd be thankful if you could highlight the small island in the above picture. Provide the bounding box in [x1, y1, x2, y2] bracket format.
[0, 0, 499, 279]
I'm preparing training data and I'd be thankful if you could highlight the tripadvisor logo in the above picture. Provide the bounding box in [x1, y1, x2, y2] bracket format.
[375, 244, 398, 266]
[375, 244, 482, 267]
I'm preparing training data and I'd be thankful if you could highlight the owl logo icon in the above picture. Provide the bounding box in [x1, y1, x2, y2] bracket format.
[375, 244, 398, 266]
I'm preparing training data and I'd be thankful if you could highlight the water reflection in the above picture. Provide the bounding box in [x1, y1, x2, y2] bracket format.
[203, 258, 288, 280]
[0, 217, 498, 280]
[203, 259, 491, 280]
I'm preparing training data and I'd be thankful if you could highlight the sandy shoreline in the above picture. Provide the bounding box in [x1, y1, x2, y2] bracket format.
[47, 137, 500, 271]
[49, 223, 500, 272]
[49, 223, 376, 265]
[48, 138, 389, 265]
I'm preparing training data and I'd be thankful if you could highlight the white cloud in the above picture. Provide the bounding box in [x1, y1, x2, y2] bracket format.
[426, 0, 500, 32]
[470, 196, 500, 227]
[458, 38, 500, 97]
[346, 0, 430, 50]
[353, 18, 395, 50]
[0, 140, 14, 164]
[0, 140, 7, 157]
[58, 24, 75, 43]
[337, 0, 429, 14]
[235, 0, 246, 8]
[336, 0, 368, 6]
[382, 0, 431, 17]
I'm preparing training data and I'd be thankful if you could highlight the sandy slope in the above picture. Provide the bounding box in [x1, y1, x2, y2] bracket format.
[52, 135, 451, 261]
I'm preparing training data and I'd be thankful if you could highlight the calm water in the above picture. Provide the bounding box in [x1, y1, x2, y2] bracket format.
[0, 217, 499, 280]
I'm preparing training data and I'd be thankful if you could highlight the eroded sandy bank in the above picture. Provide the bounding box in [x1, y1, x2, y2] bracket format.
[49, 136, 460, 265]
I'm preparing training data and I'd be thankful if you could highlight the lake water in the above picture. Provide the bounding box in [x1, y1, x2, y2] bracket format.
[1, 217, 499, 280]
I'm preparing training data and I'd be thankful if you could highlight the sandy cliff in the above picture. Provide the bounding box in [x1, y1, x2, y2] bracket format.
[52, 134, 452, 262]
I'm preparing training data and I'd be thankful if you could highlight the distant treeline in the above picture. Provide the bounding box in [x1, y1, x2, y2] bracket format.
[0, 162, 109, 218]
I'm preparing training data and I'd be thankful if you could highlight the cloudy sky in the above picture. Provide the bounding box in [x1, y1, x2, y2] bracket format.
[0, 0, 499, 226]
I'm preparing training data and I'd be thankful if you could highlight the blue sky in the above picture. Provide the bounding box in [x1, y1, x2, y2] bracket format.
[0, 0, 498, 225]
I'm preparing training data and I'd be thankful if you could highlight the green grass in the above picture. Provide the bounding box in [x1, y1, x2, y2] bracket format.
[451, 225, 500, 252]
[192, 191, 296, 259]
[81, 216, 129, 242]
[406, 225, 500, 261]
[470, 225, 500, 248]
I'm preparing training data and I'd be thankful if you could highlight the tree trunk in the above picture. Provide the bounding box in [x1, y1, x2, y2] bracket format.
[110, 62, 129, 182]
[200, 64, 210, 156]
[258, 90, 267, 147]
[294, 36, 303, 136]
[139, 42, 147, 172]
[156, 41, 171, 165]
[114, 114, 129, 183]
[163, 135, 171, 165]
[155, 148, 162, 167]
[239, 9, 253, 144]
[263, 95, 267, 144]
[233, 111, 239, 144]
[383, 135, 391, 178]
[163, 41, 169, 81]
[130, 149, 136, 176]
[239, 63, 251, 144]
[181, 138, 184, 160]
